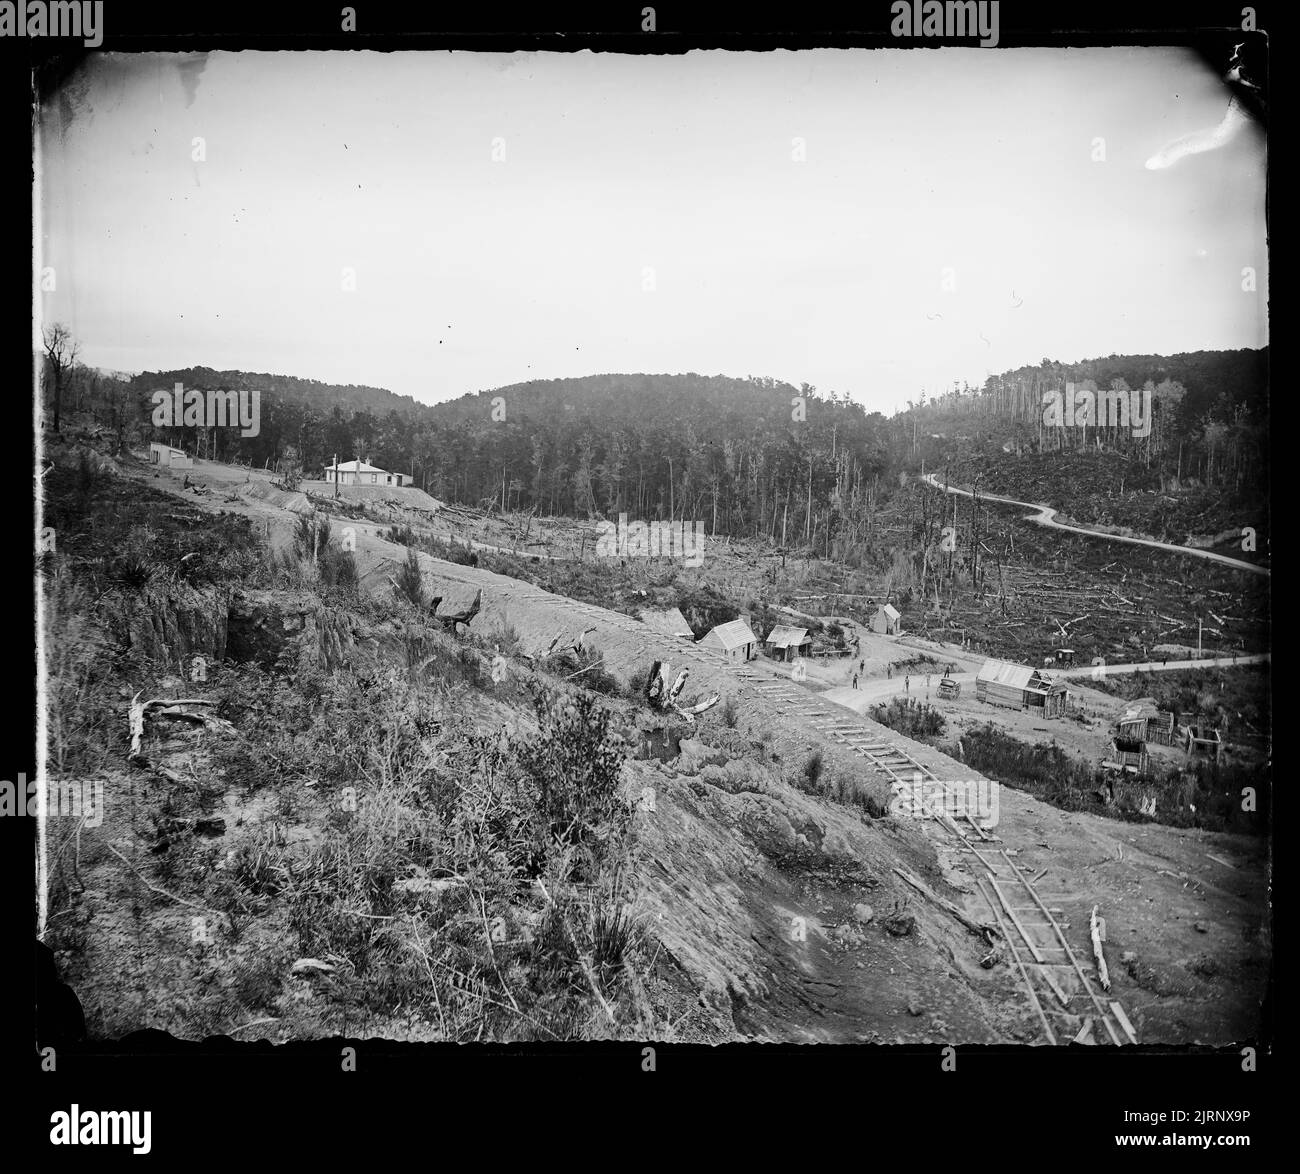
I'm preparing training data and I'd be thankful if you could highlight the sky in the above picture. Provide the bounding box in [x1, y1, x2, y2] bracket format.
[36, 48, 1268, 414]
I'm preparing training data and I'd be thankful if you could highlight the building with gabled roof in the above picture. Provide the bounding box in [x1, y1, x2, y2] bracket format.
[765, 624, 812, 661]
[870, 603, 901, 635]
[976, 658, 1069, 717]
[699, 618, 758, 661]
[640, 607, 695, 639]
[325, 458, 410, 487]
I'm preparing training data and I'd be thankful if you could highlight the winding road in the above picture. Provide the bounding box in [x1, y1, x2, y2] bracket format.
[922, 473, 1268, 576]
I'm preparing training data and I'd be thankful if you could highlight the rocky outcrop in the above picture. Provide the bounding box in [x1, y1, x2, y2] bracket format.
[113, 581, 231, 664]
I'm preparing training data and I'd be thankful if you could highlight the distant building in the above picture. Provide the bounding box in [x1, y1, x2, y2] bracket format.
[325, 458, 410, 487]
[640, 607, 695, 640]
[765, 624, 812, 662]
[149, 442, 192, 470]
[699, 618, 758, 661]
[976, 659, 1069, 717]
[870, 603, 902, 635]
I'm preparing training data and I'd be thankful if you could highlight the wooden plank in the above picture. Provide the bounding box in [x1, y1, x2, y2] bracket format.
[1110, 1001, 1139, 1045]
[893, 867, 996, 941]
[1090, 905, 1111, 992]
[987, 876, 1069, 1006]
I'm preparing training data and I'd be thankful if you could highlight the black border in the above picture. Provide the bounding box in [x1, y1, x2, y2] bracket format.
[10, 0, 1276, 1157]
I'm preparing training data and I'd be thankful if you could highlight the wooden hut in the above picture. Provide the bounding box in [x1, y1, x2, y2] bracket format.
[870, 603, 902, 635]
[699, 618, 758, 661]
[764, 625, 812, 662]
[1118, 699, 1175, 746]
[976, 659, 1066, 715]
[1105, 736, 1150, 774]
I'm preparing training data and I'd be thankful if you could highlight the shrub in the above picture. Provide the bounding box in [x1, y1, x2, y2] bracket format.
[384, 523, 417, 546]
[319, 545, 358, 592]
[393, 546, 425, 609]
[625, 665, 650, 701]
[515, 690, 631, 883]
[869, 697, 946, 740]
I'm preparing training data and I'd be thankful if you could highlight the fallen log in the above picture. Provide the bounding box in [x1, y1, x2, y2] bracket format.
[128, 694, 228, 760]
[892, 866, 999, 944]
[1090, 905, 1111, 992]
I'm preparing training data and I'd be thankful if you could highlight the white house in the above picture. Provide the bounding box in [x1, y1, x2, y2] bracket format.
[699, 618, 758, 661]
[149, 442, 193, 470]
[324, 459, 410, 487]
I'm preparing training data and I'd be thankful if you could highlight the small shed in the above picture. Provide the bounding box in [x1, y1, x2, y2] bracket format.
[1118, 699, 1174, 745]
[149, 442, 193, 469]
[765, 624, 812, 662]
[976, 659, 1065, 715]
[870, 603, 902, 635]
[640, 607, 695, 640]
[699, 618, 758, 661]
[1105, 736, 1149, 774]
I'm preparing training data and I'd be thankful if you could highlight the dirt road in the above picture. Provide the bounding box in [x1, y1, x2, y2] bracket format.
[922, 472, 1268, 576]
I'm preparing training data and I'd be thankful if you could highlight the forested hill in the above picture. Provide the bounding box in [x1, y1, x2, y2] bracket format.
[60, 348, 1267, 544]
[129, 366, 423, 418]
[899, 347, 1268, 499]
[902, 348, 1267, 438]
[418, 373, 900, 531]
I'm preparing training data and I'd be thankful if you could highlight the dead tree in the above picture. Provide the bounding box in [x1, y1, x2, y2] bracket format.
[43, 323, 79, 434]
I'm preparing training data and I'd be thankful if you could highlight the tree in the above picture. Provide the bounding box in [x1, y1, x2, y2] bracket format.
[43, 323, 79, 434]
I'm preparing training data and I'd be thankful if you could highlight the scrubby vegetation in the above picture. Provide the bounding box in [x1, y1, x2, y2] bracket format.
[869, 697, 946, 741]
[957, 723, 1266, 833]
[41, 456, 667, 1041]
[1086, 666, 1270, 743]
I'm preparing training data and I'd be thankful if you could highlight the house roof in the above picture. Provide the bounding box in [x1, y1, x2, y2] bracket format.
[703, 619, 757, 650]
[978, 659, 1052, 693]
[640, 607, 694, 638]
[327, 459, 389, 474]
[876, 603, 901, 620]
[1120, 699, 1162, 723]
[766, 625, 810, 648]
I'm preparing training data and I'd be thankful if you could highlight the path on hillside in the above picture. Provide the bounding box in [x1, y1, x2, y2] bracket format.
[922, 473, 1268, 576]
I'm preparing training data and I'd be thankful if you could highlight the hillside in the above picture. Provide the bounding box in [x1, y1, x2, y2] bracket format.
[38, 434, 1271, 1045]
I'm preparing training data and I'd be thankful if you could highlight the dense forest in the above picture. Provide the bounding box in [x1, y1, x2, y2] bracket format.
[41, 331, 1268, 555]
